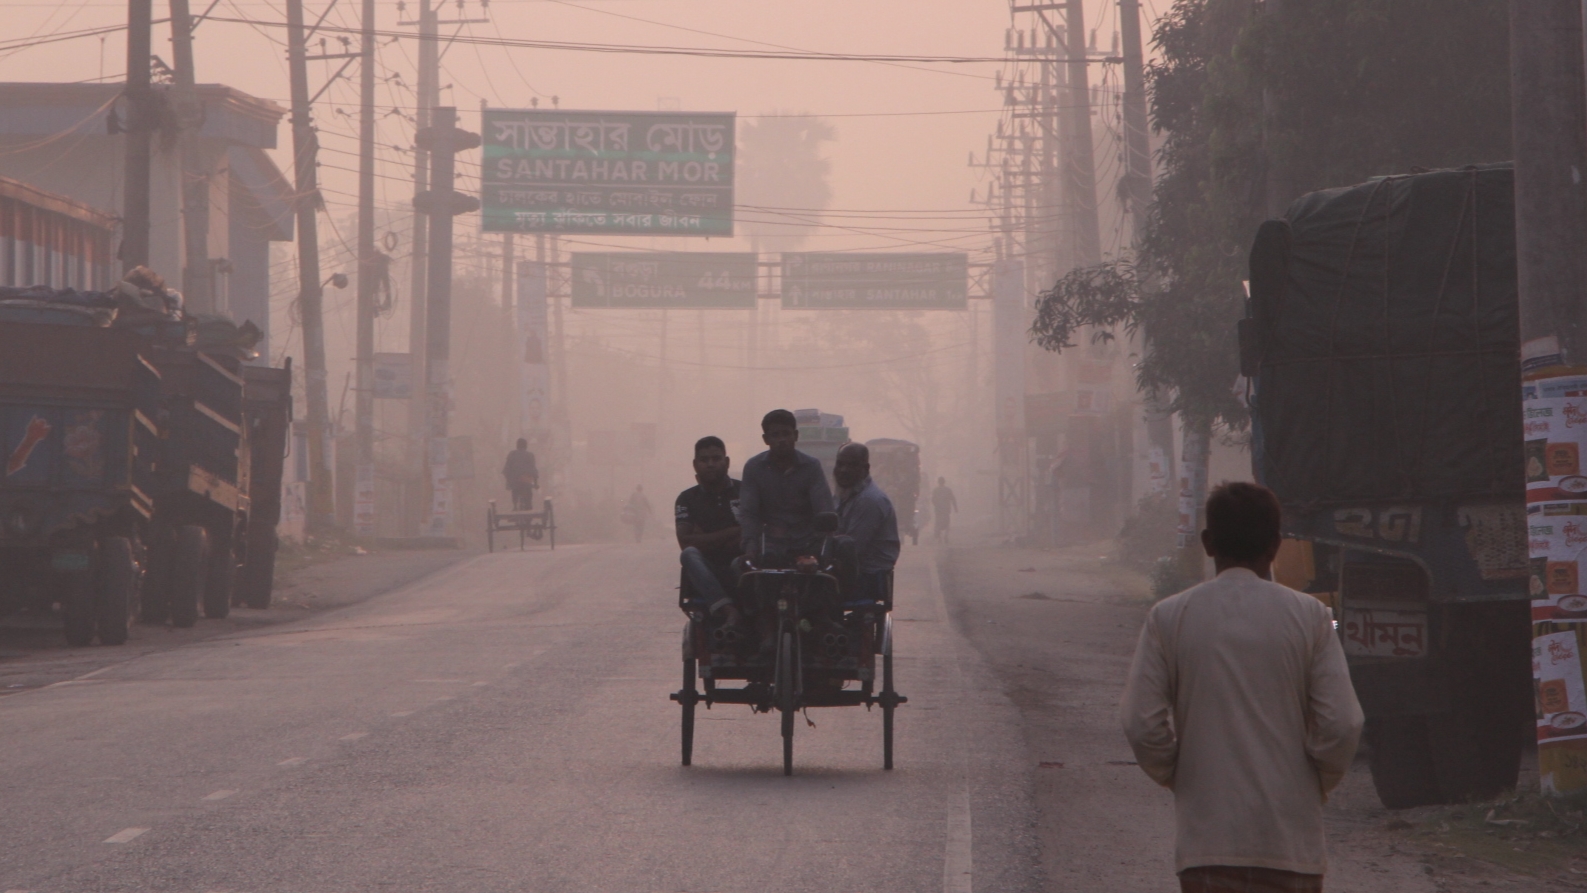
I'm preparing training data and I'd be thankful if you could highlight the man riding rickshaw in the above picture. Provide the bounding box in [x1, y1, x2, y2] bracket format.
[670, 410, 904, 775]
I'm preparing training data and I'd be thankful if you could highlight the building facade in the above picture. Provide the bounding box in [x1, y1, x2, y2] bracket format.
[0, 82, 294, 358]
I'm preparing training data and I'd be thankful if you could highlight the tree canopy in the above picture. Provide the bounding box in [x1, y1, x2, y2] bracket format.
[1031, 0, 1512, 431]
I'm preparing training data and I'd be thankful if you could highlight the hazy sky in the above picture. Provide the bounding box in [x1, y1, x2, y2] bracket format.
[0, 0, 1155, 260]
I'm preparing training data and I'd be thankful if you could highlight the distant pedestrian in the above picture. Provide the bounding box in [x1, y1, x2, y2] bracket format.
[930, 476, 957, 543]
[502, 438, 538, 511]
[622, 485, 653, 543]
[1121, 481, 1362, 893]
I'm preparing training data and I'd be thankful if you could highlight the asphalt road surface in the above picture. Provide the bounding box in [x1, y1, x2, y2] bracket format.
[0, 541, 1037, 893]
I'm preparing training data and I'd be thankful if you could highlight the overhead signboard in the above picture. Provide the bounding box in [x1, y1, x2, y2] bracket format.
[571, 252, 757, 308]
[481, 109, 735, 236]
[781, 253, 968, 309]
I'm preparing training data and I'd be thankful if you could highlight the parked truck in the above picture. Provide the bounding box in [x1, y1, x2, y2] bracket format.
[1242, 164, 1532, 807]
[0, 271, 292, 642]
[865, 438, 921, 545]
[0, 316, 161, 645]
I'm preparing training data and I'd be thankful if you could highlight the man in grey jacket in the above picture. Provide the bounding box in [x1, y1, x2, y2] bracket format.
[737, 409, 834, 565]
[1121, 482, 1363, 893]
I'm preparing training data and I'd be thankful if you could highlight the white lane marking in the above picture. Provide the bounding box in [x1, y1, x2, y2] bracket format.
[926, 553, 974, 893]
[501, 662, 519, 669]
[202, 789, 237, 801]
[471, 681, 489, 687]
[277, 757, 308, 768]
[339, 732, 368, 741]
[411, 678, 468, 684]
[433, 696, 454, 702]
[104, 827, 149, 844]
[390, 710, 414, 717]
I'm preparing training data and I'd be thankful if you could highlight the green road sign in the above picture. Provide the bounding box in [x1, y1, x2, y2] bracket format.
[781, 253, 968, 309]
[571, 252, 757, 308]
[482, 109, 734, 236]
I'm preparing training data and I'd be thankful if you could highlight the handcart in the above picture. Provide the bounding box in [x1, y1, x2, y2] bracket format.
[486, 498, 555, 552]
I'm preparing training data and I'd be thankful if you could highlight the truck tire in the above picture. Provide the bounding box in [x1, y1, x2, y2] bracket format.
[168, 525, 209, 628]
[95, 537, 137, 646]
[1365, 715, 1443, 809]
[239, 527, 277, 609]
[139, 535, 169, 624]
[203, 526, 234, 620]
[61, 572, 95, 647]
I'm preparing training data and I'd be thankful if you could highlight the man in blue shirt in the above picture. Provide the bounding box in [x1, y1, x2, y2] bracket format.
[833, 442, 901, 607]
[737, 409, 834, 566]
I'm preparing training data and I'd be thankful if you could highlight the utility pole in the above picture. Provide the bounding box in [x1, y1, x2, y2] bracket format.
[1513, 0, 1587, 794]
[285, 0, 335, 529]
[414, 106, 480, 536]
[1120, 0, 1174, 500]
[121, 0, 154, 272]
[353, 0, 378, 537]
[401, 0, 437, 521]
[1262, 0, 1293, 218]
[398, 0, 486, 533]
[1063, 0, 1102, 269]
[169, 0, 212, 313]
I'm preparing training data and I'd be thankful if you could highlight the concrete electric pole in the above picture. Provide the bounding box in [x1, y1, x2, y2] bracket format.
[353, 0, 378, 537]
[285, 0, 336, 530]
[121, 0, 154, 273]
[414, 106, 480, 536]
[1512, 0, 1587, 795]
[168, 0, 215, 314]
[398, 0, 486, 533]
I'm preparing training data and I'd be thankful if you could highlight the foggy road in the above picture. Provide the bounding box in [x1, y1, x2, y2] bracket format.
[0, 542, 1036, 893]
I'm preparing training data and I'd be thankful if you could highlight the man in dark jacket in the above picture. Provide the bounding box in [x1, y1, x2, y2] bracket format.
[675, 436, 741, 619]
[502, 438, 538, 510]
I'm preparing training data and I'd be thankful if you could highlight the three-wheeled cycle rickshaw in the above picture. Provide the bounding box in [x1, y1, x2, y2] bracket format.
[485, 498, 555, 552]
[670, 516, 905, 775]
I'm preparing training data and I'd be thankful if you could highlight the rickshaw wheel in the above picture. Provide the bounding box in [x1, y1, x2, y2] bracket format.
[882, 652, 896, 770]
[486, 505, 495, 553]
[778, 632, 795, 776]
[681, 656, 697, 766]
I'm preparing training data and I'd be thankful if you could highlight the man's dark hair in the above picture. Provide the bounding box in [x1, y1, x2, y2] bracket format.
[516, 438, 528, 450]
[761, 409, 797, 433]
[1204, 481, 1283, 562]
[694, 435, 725, 454]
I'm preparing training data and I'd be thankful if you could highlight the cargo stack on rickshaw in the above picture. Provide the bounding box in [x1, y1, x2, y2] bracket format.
[0, 268, 291, 644]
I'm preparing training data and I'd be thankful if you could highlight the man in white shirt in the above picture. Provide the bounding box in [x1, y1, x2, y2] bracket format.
[1121, 482, 1363, 893]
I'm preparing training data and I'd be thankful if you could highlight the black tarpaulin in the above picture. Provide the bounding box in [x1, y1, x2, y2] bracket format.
[1246, 164, 1522, 506]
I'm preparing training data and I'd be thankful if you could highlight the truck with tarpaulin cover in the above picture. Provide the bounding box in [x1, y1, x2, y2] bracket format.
[0, 315, 161, 645]
[0, 270, 292, 641]
[1241, 164, 1531, 808]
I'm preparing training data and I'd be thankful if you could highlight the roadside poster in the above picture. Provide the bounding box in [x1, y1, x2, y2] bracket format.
[1536, 630, 1587, 742]
[371, 353, 413, 400]
[353, 462, 375, 538]
[481, 109, 734, 236]
[516, 261, 549, 428]
[1525, 370, 1587, 792]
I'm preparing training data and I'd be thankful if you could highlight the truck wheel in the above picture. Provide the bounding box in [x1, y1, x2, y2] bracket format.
[95, 537, 137, 646]
[168, 525, 209, 628]
[61, 572, 94, 647]
[139, 534, 170, 624]
[203, 527, 234, 619]
[239, 528, 278, 609]
[1366, 716, 1443, 809]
